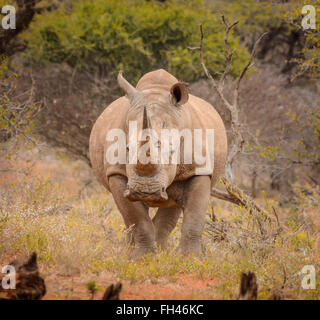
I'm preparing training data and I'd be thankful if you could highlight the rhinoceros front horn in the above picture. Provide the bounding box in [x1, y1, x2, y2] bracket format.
[117, 71, 139, 102]
[142, 106, 151, 130]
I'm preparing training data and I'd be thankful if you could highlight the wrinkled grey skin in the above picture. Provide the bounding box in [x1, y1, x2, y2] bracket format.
[89, 69, 227, 258]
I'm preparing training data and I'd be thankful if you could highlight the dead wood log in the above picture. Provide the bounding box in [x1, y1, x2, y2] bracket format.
[102, 282, 122, 300]
[238, 271, 285, 300]
[238, 272, 258, 300]
[0, 252, 46, 300]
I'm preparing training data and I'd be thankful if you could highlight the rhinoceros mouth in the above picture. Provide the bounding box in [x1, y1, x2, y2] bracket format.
[124, 173, 168, 202]
[124, 188, 168, 202]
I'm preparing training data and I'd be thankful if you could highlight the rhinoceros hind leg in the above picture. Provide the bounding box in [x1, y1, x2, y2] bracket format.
[109, 175, 156, 257]
[180, 176, 211, 255]
[152, 207, 181, 250]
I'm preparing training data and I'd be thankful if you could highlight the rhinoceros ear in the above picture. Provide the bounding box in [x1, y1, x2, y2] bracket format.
[117, 71, 140, 102]
[170, 82, 189, 106]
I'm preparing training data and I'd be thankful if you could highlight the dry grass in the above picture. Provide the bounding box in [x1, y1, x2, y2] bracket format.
[0, 141, 319, 299]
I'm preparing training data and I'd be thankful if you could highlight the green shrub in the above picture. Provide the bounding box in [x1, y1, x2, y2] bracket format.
[215, 0, 283, 41]
[21, 0, 249, 82]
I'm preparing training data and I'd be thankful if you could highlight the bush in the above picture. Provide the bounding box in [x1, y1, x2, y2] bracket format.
[215, 0, 283, 43]
[21, 0, 249, 82]
[0, 55, 40, 154]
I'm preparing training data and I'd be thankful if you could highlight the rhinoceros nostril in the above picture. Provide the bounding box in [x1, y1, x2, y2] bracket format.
[160, 187, 168, 200]
[124, 189, 131, 198]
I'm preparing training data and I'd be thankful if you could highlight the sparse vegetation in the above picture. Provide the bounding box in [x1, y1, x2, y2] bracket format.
[86, 280, 100, 299]
[0, 0, 319, 300]
[0, 145, 319, 299]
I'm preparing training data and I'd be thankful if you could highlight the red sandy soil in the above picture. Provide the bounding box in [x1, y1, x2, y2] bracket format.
[28, 273, 217, 300]
[42, 272, 218, 300]
[2, 252, 219, 300]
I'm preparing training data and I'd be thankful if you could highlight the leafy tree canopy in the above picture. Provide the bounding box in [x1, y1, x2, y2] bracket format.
[20, 0, 250, 82]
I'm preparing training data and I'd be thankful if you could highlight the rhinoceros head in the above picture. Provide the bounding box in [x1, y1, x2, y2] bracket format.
[117, 71, 189, 203]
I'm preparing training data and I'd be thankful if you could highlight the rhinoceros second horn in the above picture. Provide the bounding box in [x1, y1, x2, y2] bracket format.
[117, 71, 138, 102]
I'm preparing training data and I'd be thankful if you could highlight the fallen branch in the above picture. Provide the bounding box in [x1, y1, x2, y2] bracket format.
[212, 177, 272, 225]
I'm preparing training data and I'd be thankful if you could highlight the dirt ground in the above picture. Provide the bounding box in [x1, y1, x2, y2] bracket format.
[0, 252, 218, 300]
[42, 273, 218, 300]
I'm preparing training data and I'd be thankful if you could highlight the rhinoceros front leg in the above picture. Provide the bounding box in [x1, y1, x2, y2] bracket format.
[180, 175, 211, 255]
[109, 175, 156, 258]
[152, 207, 181, 250]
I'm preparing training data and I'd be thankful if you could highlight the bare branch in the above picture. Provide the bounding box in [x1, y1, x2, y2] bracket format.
[191, 16, 271, 219]
[226, 32, 267, 180]
[194, 17, 267, 181]
[195, 24, 233, 110]
[233, 32, 268, 108]
[219, 15, 239, 90]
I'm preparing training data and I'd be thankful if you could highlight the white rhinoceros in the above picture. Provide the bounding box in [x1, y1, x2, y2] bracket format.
[89, 69, 227, 257]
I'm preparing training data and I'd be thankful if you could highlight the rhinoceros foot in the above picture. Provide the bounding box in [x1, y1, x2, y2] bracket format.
[129, 247, 156, 260]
